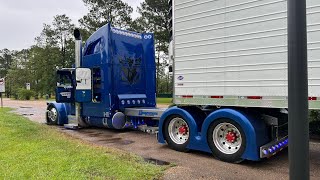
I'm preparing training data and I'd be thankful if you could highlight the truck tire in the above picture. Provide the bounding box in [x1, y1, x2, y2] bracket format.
[207, 118, 246, 163]
[164, 115, 190, 152]
[46, 106, 58, 125]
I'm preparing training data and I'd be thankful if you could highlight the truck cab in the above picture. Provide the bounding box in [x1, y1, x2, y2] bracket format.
[47, 24, 157, 129]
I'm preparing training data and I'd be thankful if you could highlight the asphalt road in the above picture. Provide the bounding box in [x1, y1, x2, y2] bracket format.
[2, 98, 320, 180]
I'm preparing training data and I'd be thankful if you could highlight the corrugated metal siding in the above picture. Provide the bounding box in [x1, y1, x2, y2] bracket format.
[174, 0, 320, 97]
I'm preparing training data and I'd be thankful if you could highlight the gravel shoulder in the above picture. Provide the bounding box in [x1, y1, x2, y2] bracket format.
[2, 98, 320, 180]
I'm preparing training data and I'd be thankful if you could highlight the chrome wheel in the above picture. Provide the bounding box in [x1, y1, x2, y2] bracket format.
[168, 117, 189, 145]
[212, 123, 242, 155]
[48, 107, 58, 122]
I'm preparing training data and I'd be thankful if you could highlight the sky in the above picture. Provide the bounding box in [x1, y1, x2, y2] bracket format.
[0, 0, 143, 50]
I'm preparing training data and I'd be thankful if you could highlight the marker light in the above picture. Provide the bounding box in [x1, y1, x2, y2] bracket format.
[132, 100, 136, 104]
[272, 146, 276, 151]
[275, 145, 279, 149]
[142, 99, 145, 104]
[127, 100, 130, 104]
[137, 100, 141, 104]
[268, 148, 273, 153]
[121, 100, 125, 105]
[263, 149, 268, 155]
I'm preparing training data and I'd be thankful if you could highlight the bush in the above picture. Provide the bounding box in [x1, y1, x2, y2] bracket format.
[309, 110, 320, 122]
[10, 89, 19, 100]
[309, 110, 320, 136]
[310, 121, 320, 135]
[17, 88, 35, 100]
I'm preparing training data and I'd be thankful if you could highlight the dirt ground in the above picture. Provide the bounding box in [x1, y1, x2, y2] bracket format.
[2, 98, 320, 180]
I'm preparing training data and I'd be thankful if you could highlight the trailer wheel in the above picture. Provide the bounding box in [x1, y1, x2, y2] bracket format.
[207, 119, 246, 163]
[47, 106, 58, 125]
[164, 115, 190, 152]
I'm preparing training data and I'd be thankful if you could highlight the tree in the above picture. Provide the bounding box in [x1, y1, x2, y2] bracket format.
[0, 49, 13, 78]
[134, 0, 171, 94]
[0, 49, 13, 97]
[79, 0, 133, 36]
[30, 14, 76, 96]
[36, 14, 75, 68]
[52, 15, 76, 67]
[6, 49, 32, 98]
[1, 14, 76, 98]
[27, 45, 60, 97]
[134, 0, 170, 53]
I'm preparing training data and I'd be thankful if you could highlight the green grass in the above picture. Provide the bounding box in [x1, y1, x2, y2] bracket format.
[156, 98, 172, 104]
[0, 108, 165, 179]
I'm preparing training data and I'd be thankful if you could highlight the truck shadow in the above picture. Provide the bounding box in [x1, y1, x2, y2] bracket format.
[61, 127, 320, 171]
[76, 128, 136, 145]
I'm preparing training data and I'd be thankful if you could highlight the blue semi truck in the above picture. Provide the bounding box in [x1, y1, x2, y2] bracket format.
[44, 0, 320, 163]
[46, 23, 291, 163]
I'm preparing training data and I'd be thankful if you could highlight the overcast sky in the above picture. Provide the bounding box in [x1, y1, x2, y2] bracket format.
[0, 0, 143, 50]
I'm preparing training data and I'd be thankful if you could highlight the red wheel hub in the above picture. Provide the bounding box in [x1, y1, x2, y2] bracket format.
[178, 126, 188, 135]
[226, 131, 237, 143]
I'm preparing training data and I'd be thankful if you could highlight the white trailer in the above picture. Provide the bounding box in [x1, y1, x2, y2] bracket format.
[157, 0, 320, 162]
[173, 0, 320, 108]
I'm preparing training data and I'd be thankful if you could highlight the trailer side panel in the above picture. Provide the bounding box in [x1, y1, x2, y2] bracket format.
[173, 0, 320, 109]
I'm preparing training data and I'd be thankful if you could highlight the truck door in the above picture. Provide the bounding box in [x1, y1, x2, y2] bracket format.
[75, 68, 92, 102]
[56, 69, 75, 103]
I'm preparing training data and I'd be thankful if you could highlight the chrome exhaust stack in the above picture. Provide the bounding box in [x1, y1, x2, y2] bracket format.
[74, 29, 82, 68]
[72, 29, 87, 127]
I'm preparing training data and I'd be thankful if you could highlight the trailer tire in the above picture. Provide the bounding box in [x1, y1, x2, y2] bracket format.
[207, 118, 246, 163]
[46, 106, 59, 125]
[164, 115, 190, 152]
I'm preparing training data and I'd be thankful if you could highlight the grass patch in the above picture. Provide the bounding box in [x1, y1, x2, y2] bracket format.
[0, 108, 165, 179]
[156, 98, 172, 104]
